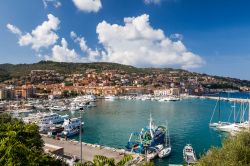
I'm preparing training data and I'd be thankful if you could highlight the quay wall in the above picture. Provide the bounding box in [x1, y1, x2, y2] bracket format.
[41, 134, 144, 165]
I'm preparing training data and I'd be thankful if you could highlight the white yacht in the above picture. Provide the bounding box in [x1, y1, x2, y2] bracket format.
[62, 118, 84, 137]
[183, 144, 197, 165]
[74, 95, 96, 102]
[40, 113, 68, 124]
[23, 112, 68, 125]
[158, 96, 180, 102]
[104, 95, 116, 101]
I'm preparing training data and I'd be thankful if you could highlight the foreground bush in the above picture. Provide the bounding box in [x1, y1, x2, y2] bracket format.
[0, 113, 66, 166]
[197, 131, 250, 166]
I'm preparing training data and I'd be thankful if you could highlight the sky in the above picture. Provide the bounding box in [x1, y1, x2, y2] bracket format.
[1, 0, 250, 80]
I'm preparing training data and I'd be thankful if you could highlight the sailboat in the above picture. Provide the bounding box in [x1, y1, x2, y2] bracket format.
[219, 101, 250, 133]
[217, 102, 237, 132]
[209, 94, 230, 128]
[157, 126, 171, 158]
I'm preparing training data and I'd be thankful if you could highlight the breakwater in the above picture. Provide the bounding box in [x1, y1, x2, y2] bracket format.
[186, 95, 249, 103]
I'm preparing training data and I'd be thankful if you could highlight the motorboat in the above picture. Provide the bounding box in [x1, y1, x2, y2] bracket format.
[62, 118, 84, 137]
[39, 113, 68, 124]
[183, 144, 197, 165]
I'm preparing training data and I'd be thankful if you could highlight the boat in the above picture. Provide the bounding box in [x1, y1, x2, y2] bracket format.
[62, 118, 84, 137]
[104, 95, 116, 101]
[39, 113, 68, 124]
[74, 95, 96, 102]
[47, 125, 64, 136]
[158, 96, 180, 102]
[157, 146, 171, 158]
[157, 127, 171, 158]
[209, 95, 230, 128]
[145, 147, 158, 160]
[39, 121, 55, 133]
[216, 102, 238, 132]
[126, 132, 144, 153]
[183, 144, 197, 165]
[126, 114, 170, 160]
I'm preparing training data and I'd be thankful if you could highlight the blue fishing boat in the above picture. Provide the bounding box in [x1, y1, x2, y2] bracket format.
[126, 114, 171, 159]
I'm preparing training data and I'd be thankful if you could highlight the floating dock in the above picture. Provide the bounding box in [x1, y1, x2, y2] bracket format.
[42, 135, 144, 164]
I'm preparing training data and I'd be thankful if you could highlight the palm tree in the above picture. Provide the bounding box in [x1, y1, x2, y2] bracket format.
[74, 154, 133, 166]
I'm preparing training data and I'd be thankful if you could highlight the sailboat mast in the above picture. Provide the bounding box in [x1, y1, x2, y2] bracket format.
[218, 93, 221, 122]
[233, 102, 236, 123]
[248, 100, 250, 131]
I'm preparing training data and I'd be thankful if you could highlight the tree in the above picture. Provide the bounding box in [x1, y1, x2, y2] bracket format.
[0, 113, 66, 166]
[197, 131, 250, 166]
[74, 154, 133, 166]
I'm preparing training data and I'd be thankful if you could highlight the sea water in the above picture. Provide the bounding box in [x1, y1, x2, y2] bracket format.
[68, 98, 247, 165]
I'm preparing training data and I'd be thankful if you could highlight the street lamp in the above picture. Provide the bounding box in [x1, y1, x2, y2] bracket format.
[79, 101, 90, 163]
[79, 107, 83, 163]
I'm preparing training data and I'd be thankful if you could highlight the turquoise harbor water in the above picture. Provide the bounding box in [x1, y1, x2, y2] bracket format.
[66, 98, 247, 165]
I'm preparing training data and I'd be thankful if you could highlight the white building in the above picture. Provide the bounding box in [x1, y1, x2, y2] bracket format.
[154, 88, 180, 96]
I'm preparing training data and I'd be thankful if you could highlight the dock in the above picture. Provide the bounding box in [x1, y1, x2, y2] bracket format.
[42, 135, 144, 164]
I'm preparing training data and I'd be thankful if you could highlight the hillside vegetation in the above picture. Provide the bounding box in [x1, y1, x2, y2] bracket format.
[0, 61, 249, 88]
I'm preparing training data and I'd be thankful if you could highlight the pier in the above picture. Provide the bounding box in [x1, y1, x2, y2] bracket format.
[42, 135, 144, 164]
[186, 95, 249, 103]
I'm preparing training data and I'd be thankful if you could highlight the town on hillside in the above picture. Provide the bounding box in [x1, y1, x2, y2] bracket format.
[0, 64, 250, 102]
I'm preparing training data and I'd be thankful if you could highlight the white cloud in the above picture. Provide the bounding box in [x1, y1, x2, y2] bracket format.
[45, 38, 80, 62]
[72, 0, 102, 13]
[144, 0, 161, 4]
[7, 14, 60, 51]
[45, 32, 100, 63]
[43, 0, 61, 8]
[96, 14, 205, 69]
[6, 24, 22, 36]
[70, 31, 100, 61]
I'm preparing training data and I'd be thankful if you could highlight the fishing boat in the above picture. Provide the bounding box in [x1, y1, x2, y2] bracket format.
[62, 118, 84, 137]
[126, 114, 170, 159]
[126, 132, 144, 153]
[183, 144, 197, 165]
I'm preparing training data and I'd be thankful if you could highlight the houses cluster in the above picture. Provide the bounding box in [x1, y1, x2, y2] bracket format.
[0, 83, 36, 100]
[30, 70, 64, 84]
[0, 69, 246, 100]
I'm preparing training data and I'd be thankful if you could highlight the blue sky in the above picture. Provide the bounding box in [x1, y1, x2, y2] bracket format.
[1, 0, 250, 80]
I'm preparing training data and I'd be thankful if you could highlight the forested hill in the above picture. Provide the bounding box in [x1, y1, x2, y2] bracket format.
[0, 61, 183, 78]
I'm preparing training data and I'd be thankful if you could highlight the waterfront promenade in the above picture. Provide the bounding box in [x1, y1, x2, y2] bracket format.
[42, 135, 143, 164]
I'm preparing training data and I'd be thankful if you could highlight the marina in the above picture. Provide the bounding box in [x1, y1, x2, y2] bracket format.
[6, 93, 250, 165]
